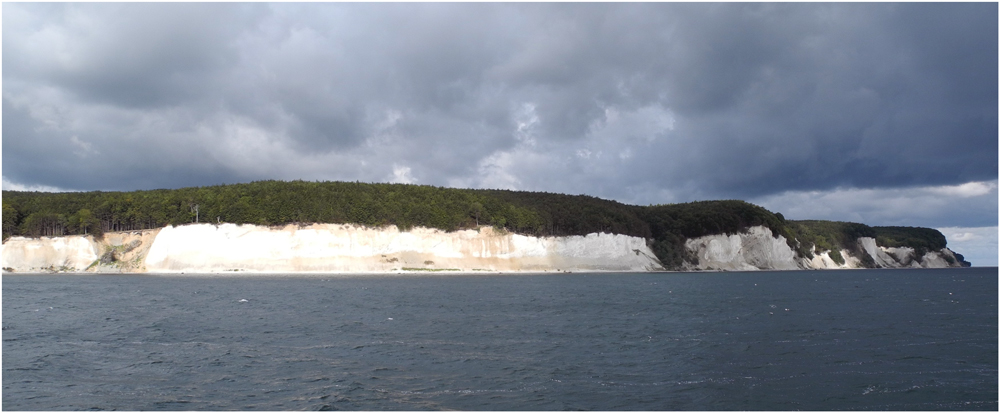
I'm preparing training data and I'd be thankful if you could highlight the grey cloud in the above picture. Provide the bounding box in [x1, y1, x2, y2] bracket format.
[2, 97, 243, 191]
[637, 3, 998, 199]
[3, 3, 996, 231]
[4, 3, 256, 109]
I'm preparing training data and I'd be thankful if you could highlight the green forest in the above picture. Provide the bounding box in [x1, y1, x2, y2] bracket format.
[1, 180, 955, 268]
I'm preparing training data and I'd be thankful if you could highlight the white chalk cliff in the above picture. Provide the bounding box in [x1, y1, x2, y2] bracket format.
[683, 226, 968, 271]
[2, 223, 662, 273]
[1, 224, 968, 274]
[683, 226, 801, 271]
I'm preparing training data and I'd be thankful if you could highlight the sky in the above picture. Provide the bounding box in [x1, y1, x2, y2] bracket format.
[3, 3, 997, 265]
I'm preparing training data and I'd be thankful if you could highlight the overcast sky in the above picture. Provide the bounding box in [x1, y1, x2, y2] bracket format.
[3, 3, 997, 264]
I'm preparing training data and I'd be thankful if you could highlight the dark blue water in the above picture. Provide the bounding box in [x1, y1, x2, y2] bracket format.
[3, 268, 997, 410]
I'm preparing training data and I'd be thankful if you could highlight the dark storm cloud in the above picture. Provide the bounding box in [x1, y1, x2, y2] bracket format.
[3, 3, 996, 230]
[632, 2, 998, 200]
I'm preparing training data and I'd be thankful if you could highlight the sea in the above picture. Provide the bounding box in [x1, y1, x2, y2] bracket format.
[3, 268, 997, 411]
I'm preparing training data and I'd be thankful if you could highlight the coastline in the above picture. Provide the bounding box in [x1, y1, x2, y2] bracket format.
[1, 223, 970, 274]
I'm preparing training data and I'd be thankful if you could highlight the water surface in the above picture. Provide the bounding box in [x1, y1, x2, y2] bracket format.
[3, 268, 996, 410]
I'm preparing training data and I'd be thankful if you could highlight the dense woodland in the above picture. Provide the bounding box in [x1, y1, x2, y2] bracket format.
[1, 180, 956, 268]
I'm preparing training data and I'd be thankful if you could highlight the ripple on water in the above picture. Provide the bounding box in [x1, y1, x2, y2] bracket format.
[2, 269, 997, 410]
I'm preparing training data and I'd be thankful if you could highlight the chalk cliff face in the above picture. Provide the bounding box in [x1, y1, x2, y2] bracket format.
[1, 229, 161, 273]
[3, 224, 662, 273]
[144, 223, 662, 273]
[682, 226, 969, 271]
[1, 235, 98, 272]
[683, 226, 801, 271]
[1, 223, 969, 273]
